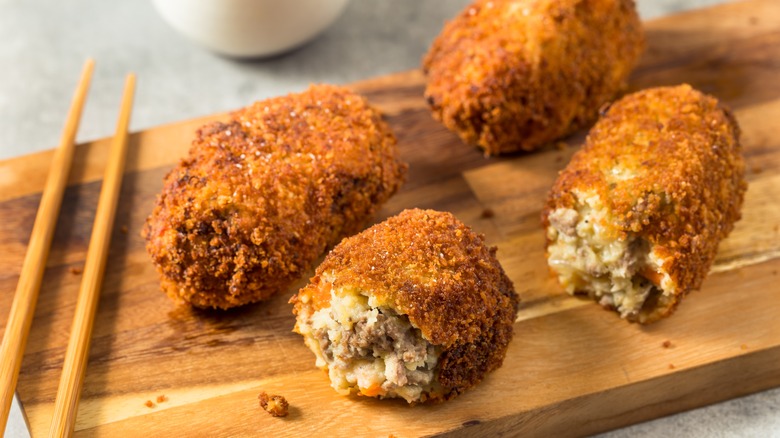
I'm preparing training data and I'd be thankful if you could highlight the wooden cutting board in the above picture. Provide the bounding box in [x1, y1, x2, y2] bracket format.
[2, 1, 780, 436]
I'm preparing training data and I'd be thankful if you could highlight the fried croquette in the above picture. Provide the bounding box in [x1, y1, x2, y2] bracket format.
[543, 84, 747, 323]
[143, 85, 407, 309]
[291, 209, 519, 403]
[423, 0, 644, 155]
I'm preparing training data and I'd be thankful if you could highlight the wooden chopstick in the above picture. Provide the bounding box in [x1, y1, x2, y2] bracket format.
[49, 73, 136, 437]
[0, 59, 95, 432]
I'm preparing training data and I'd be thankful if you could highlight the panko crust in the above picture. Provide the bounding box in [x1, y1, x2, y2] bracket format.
[292, 209, 519, 401]
[143, 85, 407, 309]
[423, 0, 644, 155]
[543, 84, 747, 322]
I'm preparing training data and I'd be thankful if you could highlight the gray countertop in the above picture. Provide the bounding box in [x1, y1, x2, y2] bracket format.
[2, 0, 779, 436]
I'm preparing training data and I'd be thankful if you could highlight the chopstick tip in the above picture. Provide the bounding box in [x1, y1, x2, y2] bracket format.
[124, 74, 137, 92]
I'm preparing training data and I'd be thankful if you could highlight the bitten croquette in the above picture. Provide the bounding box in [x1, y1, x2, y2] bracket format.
[143, 85, 407, 309]
[423, 0, 644, 155]
[292, 209, 519, 403]
[543, 84, 747, 323]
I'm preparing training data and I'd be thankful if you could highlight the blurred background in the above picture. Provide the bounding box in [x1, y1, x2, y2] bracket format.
[2, 0, 779, 437]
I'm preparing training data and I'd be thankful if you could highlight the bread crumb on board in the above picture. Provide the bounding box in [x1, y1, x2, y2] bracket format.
[69, 267, 83, 275]
[258, 392, 289, 417]
[145, 400, 155, 408]
[156, 394, 168, 403]
[662, 340, 673, 349]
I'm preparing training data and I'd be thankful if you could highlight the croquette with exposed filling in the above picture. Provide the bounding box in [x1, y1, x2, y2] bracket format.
[143, 85, 407, 309]
[423, 0, 644, 155]
[543, 84, 746, 323]
[292, 209, 519, 403]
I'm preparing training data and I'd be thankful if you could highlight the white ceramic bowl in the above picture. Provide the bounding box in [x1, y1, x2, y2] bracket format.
[151, 0, 351, 58]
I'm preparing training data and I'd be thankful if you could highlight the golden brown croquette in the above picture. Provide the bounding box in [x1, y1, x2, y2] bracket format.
[423, 0, 644, 155]
[543, 84, 747, 323]
[143, 85, 407, 309]
[292, 209, 518, 403]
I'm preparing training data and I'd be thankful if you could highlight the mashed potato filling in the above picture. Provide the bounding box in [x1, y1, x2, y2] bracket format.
[546, 192, 671, 320]
[296, 279, 440, 403]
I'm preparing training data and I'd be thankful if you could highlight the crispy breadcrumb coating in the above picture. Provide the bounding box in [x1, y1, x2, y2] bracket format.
[143, 85, 407, 309]
[258, 392, 289, 417]
[292, 209, 519, 403]
[423, 0, 644, 155]
[543, 84, 747, 323]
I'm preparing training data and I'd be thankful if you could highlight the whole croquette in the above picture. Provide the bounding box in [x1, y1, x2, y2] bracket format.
[423, 0, 644, 155]
[543, 84, 747, 323]
[143, 85, 407, 309]
[291, 209, 519, 403]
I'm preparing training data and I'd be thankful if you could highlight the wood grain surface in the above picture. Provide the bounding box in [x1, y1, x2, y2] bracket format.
[2, 1, 780, 436]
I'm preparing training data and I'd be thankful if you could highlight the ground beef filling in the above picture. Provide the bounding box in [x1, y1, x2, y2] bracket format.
[300, 290, 440, 403]
[547, 204, 665, 320]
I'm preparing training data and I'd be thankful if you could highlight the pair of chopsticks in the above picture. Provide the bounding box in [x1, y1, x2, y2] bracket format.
[0, 59, 136, 436]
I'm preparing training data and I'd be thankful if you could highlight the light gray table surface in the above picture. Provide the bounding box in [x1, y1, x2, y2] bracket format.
[2, 0, 779, 436]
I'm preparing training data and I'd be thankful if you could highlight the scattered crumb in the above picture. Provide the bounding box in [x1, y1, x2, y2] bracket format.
[662, 340, 673, 349]
[741, 344, 748, 351]
[480, 208, 495, 219]
[751, 165, 763, 174]
[258, 392, 289, 417]
[69, 267, 83, 275]
[121, 225, 129, 234]
[555, 141, 568, 151]
[555, 155, 564, 163]
[668, 364, 675, 370]
[144, 400, 155, 408]
[156, 394, 168, 403]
